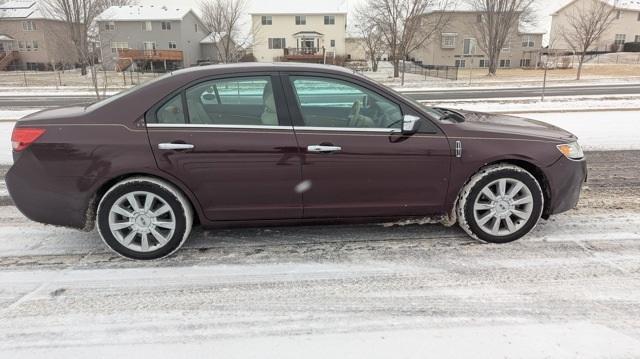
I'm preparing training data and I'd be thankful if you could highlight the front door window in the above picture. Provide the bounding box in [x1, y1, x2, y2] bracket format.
[289, 76, 403, 129]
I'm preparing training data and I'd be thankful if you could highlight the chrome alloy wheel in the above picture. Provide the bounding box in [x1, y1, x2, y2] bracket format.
[108, 191, 176, 252]
[472, 178, 534, 236]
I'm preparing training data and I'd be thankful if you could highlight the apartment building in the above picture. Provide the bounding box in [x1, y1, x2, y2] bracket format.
[550, 0, 640, 51]
[96, 5, 208, 71]
[413, 10, 544, 69]
[0, 0, 76, 70]
[250, 2, 348, 63]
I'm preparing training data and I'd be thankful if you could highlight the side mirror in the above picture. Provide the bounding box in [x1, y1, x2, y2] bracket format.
[402, 115, 421, 135]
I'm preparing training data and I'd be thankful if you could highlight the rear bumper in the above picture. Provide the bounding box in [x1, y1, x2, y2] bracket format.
[6, 152, 91, 230]
[545, 156, 588, 216]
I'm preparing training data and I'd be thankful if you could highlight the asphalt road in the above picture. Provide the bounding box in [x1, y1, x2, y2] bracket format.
[2, 83, 640, 107]
[1, 151, 640, 357]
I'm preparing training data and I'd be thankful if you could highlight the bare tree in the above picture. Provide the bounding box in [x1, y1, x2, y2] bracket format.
[561, 0, 617, 80]
[200, 0, 249, 63]
[42, 0, 135, 98]
[467, 0, 536, 76]
[354, 4, 386, 72]
[366, 0, 451, 83]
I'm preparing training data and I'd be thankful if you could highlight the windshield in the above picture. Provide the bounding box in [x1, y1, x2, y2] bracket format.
[86, 72, 173, 111]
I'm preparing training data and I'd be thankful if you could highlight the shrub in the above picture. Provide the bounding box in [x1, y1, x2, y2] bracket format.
[623, 42, 640, 52]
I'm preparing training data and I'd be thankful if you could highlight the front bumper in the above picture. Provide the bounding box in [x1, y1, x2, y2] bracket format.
[545, 155, 588, 216]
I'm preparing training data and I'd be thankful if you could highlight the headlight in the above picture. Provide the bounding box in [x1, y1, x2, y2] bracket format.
[557, 141, 584, 160]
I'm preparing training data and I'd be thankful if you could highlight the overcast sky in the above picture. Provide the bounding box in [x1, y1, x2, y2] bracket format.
[143, 0, 569, 44]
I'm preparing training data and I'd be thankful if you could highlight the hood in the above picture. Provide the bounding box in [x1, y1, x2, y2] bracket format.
[454, 110, 576, 142]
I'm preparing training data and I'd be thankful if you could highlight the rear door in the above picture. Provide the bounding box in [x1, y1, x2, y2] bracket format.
[282, 73, 451, 219]
[146, 73, 303, 221]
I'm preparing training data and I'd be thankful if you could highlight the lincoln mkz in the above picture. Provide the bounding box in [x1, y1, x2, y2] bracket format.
[7, 64, 587, 259]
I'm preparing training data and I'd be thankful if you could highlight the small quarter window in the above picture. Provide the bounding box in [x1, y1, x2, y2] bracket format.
[157, 94, 185, 124]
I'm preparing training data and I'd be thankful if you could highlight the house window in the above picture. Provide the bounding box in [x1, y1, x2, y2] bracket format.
[502, 39, 511, 51]
[635, 35, 640, 42]
[268, 38, 286, 49]
[476, 14, 482, 23]
[441, 33, 457, 48]
[168, 41, 177, 49]
[104, 22, 115, 31]
[463, 38, 476, 55]
[110, 41, 129, 53]
[522, 35, 534, 48]
[455, 59, 466, 68]
[500, 59, 511, 68]
[143, 41, 156, 51]
[195, 23, 198, 32]
[295, 15, 306, 25]
[261, 16, 272, 25]
[479, 59, 489, 68]
[22, 20, 36, 31]
[18, 41, 24, 51]
[615, 34, 626, 45]
[161, 21, 172, 30]
[142, 21, 152, 31]
[330, 39, 336, 47]
[637, 12, 640, 21]
[616, 10, 622, 20]
[520, 58, 531, 67]
[32, 40, 38, 51]
[324, 15, 335, 25]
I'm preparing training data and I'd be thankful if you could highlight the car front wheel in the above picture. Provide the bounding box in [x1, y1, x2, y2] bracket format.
[457, 164, 544, 243]
[97, 177, 193, 260]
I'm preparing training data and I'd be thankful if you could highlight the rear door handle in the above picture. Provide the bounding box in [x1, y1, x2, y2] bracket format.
[307, 145, 342, 153]
[158, 143, 195, 150]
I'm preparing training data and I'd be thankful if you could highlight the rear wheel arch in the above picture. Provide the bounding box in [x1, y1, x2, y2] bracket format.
[88, 172, 203, 229]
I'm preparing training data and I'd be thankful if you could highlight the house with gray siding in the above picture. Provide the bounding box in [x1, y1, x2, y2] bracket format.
[96, 5, 209, 71]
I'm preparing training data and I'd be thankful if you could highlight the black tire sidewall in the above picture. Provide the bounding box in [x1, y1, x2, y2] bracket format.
[463, 169, 543, 244]
[98, 181, 187, 260]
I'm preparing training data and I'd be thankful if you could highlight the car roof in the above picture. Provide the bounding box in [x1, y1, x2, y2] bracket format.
[171, 62, 358, 77]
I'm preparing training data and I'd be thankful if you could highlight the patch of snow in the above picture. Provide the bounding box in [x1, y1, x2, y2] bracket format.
[0, 122, 15, 165]
[515, 111, 640, 151]
[428, 96, 640, 113]
[0, 109, 42, 121]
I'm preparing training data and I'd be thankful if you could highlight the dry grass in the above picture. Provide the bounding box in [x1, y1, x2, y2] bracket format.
[0, 69, 158, 88]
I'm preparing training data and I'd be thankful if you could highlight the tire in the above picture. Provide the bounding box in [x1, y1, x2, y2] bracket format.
[97, 177, 193, 260]
[457, 164, 544, 244]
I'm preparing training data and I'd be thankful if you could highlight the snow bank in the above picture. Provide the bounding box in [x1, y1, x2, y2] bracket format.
[0, 109, 42, 121]
[0, 122, 15, 165]
[428, 96, 640, 113]
[517, 111, 640, 151]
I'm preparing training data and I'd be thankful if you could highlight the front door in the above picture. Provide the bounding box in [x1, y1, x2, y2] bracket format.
[146, 74, 303, 221]
[283, 74, 451, 219]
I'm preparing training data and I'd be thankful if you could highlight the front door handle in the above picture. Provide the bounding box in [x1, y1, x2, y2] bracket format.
[307, 145, 342, 153]
[158, 143, 195, 150]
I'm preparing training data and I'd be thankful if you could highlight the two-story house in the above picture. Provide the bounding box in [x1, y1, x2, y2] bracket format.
[96, 5, 209, 71]
[250, 1, 348, 63]
[0, 0, 76, 71]
[413, 10, 544, 69]
[550, 0, 640, 52]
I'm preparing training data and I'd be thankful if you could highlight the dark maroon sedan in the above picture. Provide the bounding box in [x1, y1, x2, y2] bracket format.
[7, 63, 587, 260]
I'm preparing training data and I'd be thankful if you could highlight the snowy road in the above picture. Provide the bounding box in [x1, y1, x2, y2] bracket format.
[1, 151, 640, 357]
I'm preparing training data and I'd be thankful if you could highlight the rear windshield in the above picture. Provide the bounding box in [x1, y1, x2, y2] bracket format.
[86, 73, 173, 111]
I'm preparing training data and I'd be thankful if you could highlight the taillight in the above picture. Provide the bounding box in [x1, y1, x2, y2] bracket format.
[11, 127, 46, 152]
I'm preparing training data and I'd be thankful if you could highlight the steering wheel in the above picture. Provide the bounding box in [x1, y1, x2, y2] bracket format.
[348, 100, 362, 127]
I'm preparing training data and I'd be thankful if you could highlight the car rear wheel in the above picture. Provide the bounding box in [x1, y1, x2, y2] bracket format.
[97, 177, 193, 260]
[457, 164, 543, 243]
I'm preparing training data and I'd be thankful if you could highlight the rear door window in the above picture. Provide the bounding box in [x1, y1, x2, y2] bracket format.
[184, 76, 279, 126]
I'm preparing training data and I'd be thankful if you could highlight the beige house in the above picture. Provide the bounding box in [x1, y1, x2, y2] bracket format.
[412, 10, 544, 68]
[250, 2, 347, 63]
[550, 0, 640, 51]
[0, 0, 76, 70]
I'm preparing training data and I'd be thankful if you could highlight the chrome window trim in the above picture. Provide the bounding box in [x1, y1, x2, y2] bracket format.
[295, 126, 397, 133]
[146, 123, 397, 133]
[146, 124, 291, 130]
